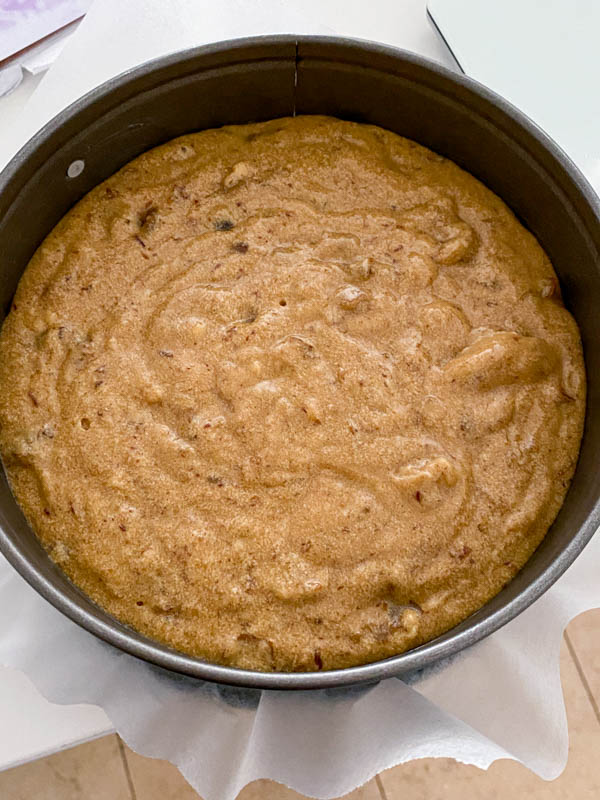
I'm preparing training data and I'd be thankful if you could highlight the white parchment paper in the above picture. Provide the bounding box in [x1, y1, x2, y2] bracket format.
[0, 1, 599, 797]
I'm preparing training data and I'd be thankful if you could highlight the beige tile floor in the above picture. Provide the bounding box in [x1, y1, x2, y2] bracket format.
[1, 610, 599, 800]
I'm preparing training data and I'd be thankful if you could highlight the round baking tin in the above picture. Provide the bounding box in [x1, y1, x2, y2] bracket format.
[0, 36, 599, 690]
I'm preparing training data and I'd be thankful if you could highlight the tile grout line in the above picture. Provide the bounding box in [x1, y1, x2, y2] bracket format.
[116, 735, 139, 800]
[375, 773, 390, 800]
[564, 630, 600, 728]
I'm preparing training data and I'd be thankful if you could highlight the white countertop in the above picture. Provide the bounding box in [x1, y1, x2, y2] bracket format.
[0, 663, 112, 771]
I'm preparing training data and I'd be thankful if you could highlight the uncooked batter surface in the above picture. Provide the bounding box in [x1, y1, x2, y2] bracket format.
[0, 116, 585, 671]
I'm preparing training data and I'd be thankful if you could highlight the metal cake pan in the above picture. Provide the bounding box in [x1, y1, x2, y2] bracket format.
[0, 36, 599, 690]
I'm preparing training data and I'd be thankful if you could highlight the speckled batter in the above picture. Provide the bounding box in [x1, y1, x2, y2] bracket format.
[0, 116, 585, 671]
